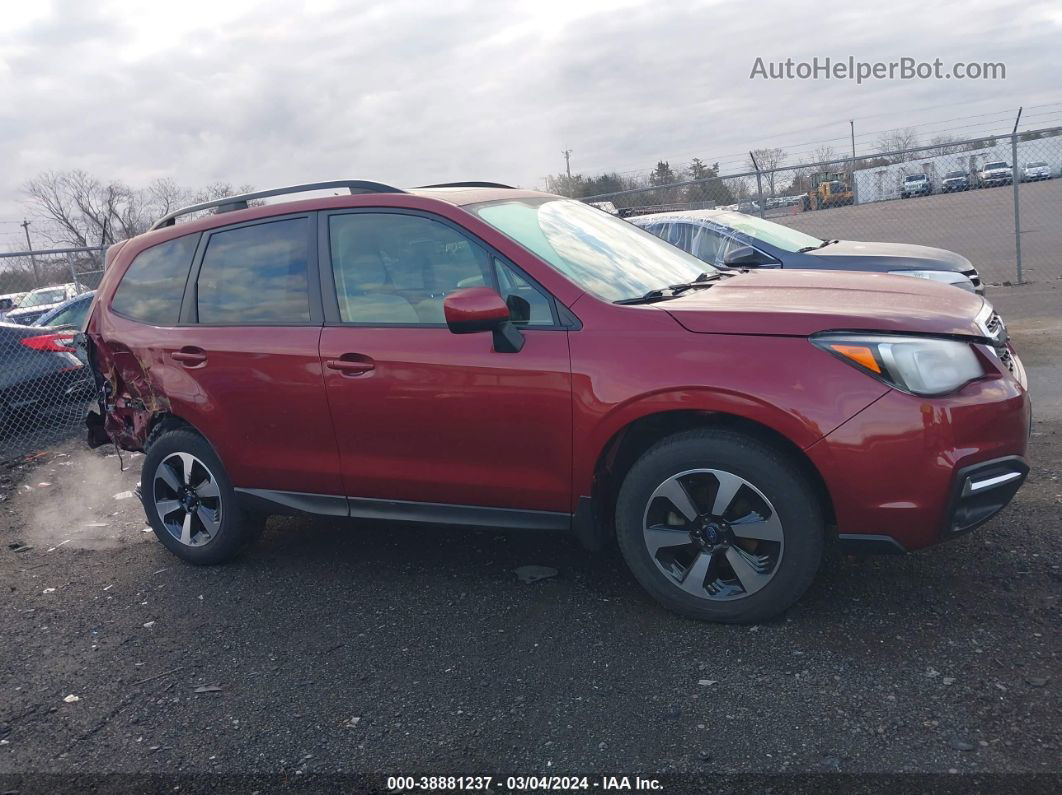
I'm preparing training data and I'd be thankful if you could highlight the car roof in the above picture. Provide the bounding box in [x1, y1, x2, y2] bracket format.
[406, 186, 550, 206]
[626, 208, 746, 225]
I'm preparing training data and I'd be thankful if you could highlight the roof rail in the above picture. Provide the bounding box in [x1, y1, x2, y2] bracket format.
[150, 180, 407, 230]
[415, 181, 516, 189]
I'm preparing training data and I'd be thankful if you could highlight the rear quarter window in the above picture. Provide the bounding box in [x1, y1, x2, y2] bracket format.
[111, 234, 199, 325]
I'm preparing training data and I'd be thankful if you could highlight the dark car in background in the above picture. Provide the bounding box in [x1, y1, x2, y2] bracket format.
[0, 321, 93, 437]
[941, 170, 971, 192]
[629, 209, 983, 293]
[900, 174, 932, 198]
[4, 283, 79, 325]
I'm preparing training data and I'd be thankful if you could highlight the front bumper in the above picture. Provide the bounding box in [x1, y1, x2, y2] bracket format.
[806, 346, 1030, 552]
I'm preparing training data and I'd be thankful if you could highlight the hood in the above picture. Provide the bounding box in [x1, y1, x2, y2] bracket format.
[807, 239, 971, 273]
[663, 269, 985, 337]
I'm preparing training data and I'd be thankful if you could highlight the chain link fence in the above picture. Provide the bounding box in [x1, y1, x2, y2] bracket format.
[1, 246, 104, 458]
[585, 125, 1062, 287]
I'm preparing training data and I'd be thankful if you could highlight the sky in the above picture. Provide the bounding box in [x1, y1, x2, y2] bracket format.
[1, 0, 1060, 249]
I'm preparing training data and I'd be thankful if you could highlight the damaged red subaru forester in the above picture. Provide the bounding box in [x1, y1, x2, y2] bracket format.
[83, 181, 1030, 623]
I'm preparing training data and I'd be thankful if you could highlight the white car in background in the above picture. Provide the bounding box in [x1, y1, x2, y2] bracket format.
[977, 161, 1013, 187]
[0, 292, 28, 320]
[1021, 161, 1052, 182]
[2, 283, 80, 326]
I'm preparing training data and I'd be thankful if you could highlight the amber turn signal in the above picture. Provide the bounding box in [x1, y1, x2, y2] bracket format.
[828, 344, 882, 374]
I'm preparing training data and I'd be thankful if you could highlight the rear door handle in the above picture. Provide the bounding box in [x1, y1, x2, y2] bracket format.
[326, 355, 375, 376]
[171, 347, 207, 367]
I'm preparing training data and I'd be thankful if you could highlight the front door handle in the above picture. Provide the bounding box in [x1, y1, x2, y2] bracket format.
[171, 347, 207, 367]
[326, 355, 375, 376]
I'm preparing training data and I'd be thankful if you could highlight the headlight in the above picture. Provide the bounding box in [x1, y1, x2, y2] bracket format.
[812, 334, 983, 396]
[888, 270, 976, 292]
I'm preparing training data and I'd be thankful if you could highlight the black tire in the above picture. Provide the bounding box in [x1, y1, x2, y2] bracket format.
[141, 428, 262, 565]
[615, 429, 824, 623]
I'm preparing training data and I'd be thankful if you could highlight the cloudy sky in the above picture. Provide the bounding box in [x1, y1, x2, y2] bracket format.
[1, 0, 1060, 248]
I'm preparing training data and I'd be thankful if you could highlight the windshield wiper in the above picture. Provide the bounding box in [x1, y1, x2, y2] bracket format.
[669, 271, 729, 295]
[799, 239, 838, 253]
[614, 272, 729, 305]
[614, 289, 669, 305]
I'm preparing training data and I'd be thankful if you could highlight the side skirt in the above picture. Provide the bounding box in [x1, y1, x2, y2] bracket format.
[235, 488, 572, 532]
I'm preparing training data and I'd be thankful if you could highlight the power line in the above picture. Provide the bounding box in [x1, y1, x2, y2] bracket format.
[578, 101, 1062, 178]
[581, 106, 1059, 179]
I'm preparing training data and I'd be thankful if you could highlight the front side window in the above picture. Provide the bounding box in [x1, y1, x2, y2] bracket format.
[196, 219, 310, 324]
[471, 199, 714, 303]
[494, 259, 553, 326]
[689, 224, 731, 265]
[112, 234, 199, 325]
[329, 213, 492, 324]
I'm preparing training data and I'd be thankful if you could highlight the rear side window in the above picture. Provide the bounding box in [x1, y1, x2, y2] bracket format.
[196, 218, 310, 324]
[111, 235, 199, 325]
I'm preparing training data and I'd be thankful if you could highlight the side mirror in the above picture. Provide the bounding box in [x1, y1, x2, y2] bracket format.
[443, 288, 524, 353]
[723, 244, 775, 268]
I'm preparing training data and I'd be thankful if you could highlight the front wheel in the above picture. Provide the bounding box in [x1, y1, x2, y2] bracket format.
[615, 429, 824, 623]
[142, 428, 263, 564]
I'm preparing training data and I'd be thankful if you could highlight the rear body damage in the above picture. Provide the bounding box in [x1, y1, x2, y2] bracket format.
[85, 334, 170, 451]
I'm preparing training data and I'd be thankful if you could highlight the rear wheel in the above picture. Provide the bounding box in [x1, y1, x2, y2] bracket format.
[142, 428, 262, 564]
[615, 429, 824, 623]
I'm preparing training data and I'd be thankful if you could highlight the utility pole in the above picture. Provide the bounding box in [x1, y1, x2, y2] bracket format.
[562, 149, 573, 180]
[1011, 106, 1023, 284]
[848, 120, 857, 203]
[20, 219, 41, 288]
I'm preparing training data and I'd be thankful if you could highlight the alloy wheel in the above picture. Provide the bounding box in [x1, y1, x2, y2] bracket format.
[642, 468, 784, 601]
[152, 452, 223, 547]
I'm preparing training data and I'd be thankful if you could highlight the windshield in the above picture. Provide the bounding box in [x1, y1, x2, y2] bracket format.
[904, 175, 926, 183]
[470, 198, 715, 302]
[944, 171, 965, 178]
[21, 288, 66, 307]
[984, 162, 1009, 170]
[1027, 161, 1048, 168]
[703, 210, 823, 253]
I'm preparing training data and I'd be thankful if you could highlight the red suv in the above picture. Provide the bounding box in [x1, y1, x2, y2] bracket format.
[83, 181, 1030, 623]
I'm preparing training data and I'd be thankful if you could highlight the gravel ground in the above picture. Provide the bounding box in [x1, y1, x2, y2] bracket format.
[0, 283, 1058, 793]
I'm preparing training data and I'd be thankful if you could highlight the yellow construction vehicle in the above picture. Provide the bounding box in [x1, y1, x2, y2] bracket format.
[802, 172, 854, 211]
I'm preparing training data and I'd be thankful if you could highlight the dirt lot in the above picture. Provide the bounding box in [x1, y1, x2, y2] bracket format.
[773, 179, 1062, 286]
[0, 283, 1059, 792]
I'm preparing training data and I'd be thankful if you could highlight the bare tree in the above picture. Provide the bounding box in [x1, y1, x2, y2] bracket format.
[809, 145, 839, 169]
[22, 171, 258, 250]
[927, 134, 963, 157]
[875, 128, 921, 162]
[747, 147, 787, 196]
